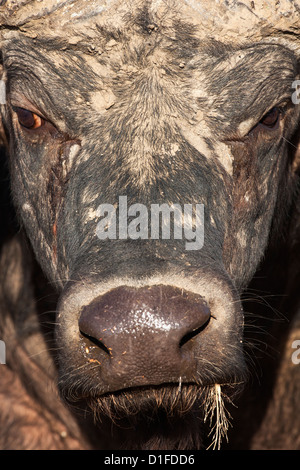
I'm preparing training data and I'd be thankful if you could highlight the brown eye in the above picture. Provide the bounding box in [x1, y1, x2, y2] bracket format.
[14, 107, 44, 129]
[259, 107, 280, 129]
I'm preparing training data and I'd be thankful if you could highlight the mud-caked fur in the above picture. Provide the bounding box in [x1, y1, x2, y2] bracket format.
[0, 0, 300, 450]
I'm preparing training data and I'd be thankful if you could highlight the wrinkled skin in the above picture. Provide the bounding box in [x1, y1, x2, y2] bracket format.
[0, 0, 300, 450]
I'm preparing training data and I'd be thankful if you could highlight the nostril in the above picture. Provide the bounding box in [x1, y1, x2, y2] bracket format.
[179, 316, 211, 349]
[80, 331, 111, 356]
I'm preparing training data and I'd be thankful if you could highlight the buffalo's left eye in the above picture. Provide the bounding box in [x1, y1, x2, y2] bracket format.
[13, 107, 45, 129]
[259, 107, 280, 129]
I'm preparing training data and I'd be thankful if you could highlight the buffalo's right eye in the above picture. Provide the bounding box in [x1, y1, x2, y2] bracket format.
[13, 107, 45, 129]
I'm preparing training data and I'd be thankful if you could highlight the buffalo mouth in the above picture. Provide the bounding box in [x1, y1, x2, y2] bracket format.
[60, 381, 244, 450]
[56, 280, 247, 449]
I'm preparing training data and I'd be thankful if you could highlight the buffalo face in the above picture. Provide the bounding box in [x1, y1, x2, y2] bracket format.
[1, 2, 300, 449]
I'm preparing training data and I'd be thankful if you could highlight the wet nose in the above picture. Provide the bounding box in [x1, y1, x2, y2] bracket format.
[78, 285, 211, 391]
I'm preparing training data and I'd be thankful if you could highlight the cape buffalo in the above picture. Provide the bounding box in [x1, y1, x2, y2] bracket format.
[0, 0, 299, 450]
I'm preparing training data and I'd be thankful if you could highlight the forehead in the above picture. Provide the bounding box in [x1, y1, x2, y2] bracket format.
[1, 0, 299, 181]
[4, 20, 296, 125]
[1, 0, 299, 87]
[0, 0, 300, 44]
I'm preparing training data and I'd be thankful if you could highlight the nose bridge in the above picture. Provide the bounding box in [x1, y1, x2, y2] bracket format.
[61, 191, 227, 287]
[60, 123, 230, 277]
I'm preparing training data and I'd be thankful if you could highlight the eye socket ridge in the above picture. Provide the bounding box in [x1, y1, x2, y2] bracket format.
[13, 106, 46, 130]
